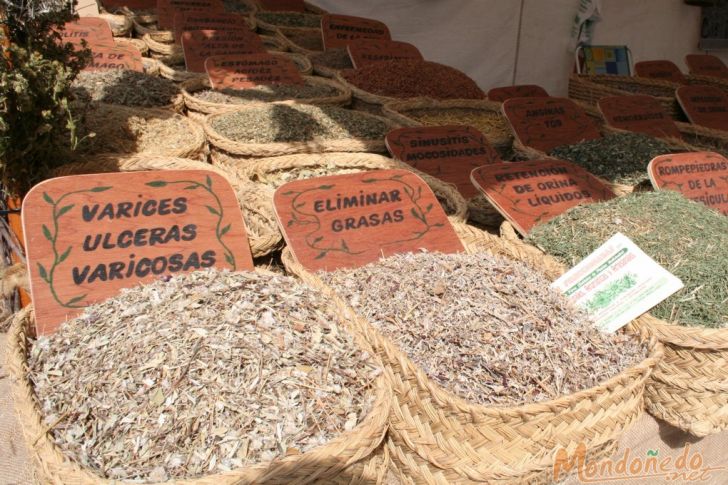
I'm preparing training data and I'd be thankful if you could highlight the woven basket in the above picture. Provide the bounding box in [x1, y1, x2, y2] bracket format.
[113, 36, 149, 56]
[334, 70, 406, 106]
[499, 221, 728, 438]
[279, 29, 323, 55]
[5, 299, 392, 484]
[568, 73, 684, 120]
[51, 155, 281, 258]
[142, 32, 181, 57]
[686, 74, 728, 95]
[308, 51, 350, 79]
[99, 12, 133, 37]
[281, 221, 663, 484]
[181, 75, 350, 114]
[203, 107, 394, 157]
[118, 6, 157, 25]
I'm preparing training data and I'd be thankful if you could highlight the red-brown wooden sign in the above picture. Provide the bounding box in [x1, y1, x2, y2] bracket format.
[157, 0, 224, 29]
[385, 125, 501, 199]
[347, 39, 423, 68]
[501, 97, 602, 153]
[23, 170, 254, 335]
[101, 0, 156, 9]
[59, 18, 114, 48]
[470, 160, 616, 235]
[634, 60, 686, 84]
[598, 95, 682, 139]
[85, 43, 144, 71]
[173, 11, 252, 44]
[487, 84, 548, 103]
[676, 85, 728, 131]
[321, 14, 391, 50]
[205, 53, 303, 89]
[274, 169, 464, 271]
[258, 0, 306, 12]
[182, 29, 265, 73]
[685, 54, 728, 79]
[648, 151, 728, 215]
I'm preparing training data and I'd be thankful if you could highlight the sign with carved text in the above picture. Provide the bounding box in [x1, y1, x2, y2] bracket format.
[598, 95, 682, 139]
[274, 169, 463, 271]
[347, 39, 423, 68]
[470, 160, 616, 235]
[487, 84, 548, 103]
[101, 0, 156, 9]
[183, 29, 265, 72]
[385, 125, 501, 199]
[157, 0, 224, 29]
[85, 43, 144, 71]
[502, 97, 602, 153]
[60, 18, 114, 48]
[22, 170, 254, 335]
[634, 60, 686, 84]
[173, 11, 252, 43]
[685, 54, 728, 79]
[321, 14, 391, 50]
[648, 152, 728, 215]
[676, 85, 728, 131]
[206, 53, 303, 89]
[259, 0, 305, 12]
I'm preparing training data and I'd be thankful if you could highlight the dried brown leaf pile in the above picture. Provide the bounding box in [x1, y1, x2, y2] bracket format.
[29, 269, 379, 482]
[321, 252, 646, 406]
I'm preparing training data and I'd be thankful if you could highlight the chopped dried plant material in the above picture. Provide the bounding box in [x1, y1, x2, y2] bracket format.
[72, 70, 180, 107]
[29, 269, 379, 482]
[321, 252, 646, 406]
[310, 49, 352, 70]
[257, 12, 321, 28]
[285, 31, 324, 51]
[223, 0, 254, 13]
[405, 108, 511, 143]
[193, 80, 339, 104]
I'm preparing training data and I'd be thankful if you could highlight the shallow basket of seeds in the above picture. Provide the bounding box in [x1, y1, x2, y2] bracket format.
[72, 69, 182, 109]
[8, 269, 391, 484]
[281, 222, 662, 483]
[181, 75, 350, 114]
[203, 103, 396, 157]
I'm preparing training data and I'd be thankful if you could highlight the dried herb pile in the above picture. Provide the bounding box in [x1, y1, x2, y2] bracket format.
[404, 108, 511, 145]
[528, 191, 728, 328]
[29, 269, 379, 482]
[256, 12, 321, 28]
[72, 70, 180, 107]
[310, 49, 353, 70]
[193, 80, 339, 104]
[209, 104, 389, 143]
[341, 60, 485, 100]
[549, 132, 672, 186]
[285, 31, 324, 51]
[322, 252, 646, 406]
[223, 0, 254, 13]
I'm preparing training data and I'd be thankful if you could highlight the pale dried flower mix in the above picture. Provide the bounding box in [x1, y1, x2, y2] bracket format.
[404, 107, 511, 145]
[29, 269, 379, 482]
[72, 70, 180, 107]
[321, 252, 646, 406]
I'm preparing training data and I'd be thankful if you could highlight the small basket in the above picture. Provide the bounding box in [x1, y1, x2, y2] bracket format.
[281, 221, 663, 484]
[181, 75, 350, 114]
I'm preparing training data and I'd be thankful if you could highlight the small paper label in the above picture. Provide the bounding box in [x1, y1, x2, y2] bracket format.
[502, 97, 602, 153]
[182, 29, 265, 73]
[634, 60, 686, 84]
[85, 43, 144, 72]
[676, 85, 728, 131]
[551, 233, 684, 333]
[648, 151, 728, 215]
[321, 14, 391, 50]
[598, 95, 682, 139]
[173, 11, 252, 44]
[685, 54, 728, 79]
[157, 0, 224, 29]
[347, 39, 423, 68]
[206, 53, 304, 89]
[487, 84, 548, 103]
[59, 18, 114, 48]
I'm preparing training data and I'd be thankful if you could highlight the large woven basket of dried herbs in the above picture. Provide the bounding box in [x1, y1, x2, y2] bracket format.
[71, 69, 183, 111]
[6, 266, 393, 484]
[281, 222, 662, 484]
[522, 190, 728, 437]
[307, 49, 353, 79]
[142, 32, 182, 57]
[254, 11, 321, 36]
[51, 155, 281, 258]
[180, 75, 350, 114]
[202, 104, 395, 157]
[568, 73, 684, 120]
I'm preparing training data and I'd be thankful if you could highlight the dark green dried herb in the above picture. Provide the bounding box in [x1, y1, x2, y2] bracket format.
[310, 49, 352, 70]
[256, 12, 321, 28]
[194, 80, 338, 104]
[72, 70, 180, 107]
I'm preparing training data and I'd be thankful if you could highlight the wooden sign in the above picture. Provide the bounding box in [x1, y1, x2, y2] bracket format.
[385, 125, 501, 199]
[470, 160, 616, 235]
[598, 95, 682, 139]
[22, 170, 254, 335]
[85, 43, 144, 71]
[173, 11, 252, 44]
[685, 54, 728, 79]
[634, 60, 686, 84]
[347, 39, 423, 68]
[648, 151, 728, 215]
[501, 97, 602, 153]
[205, 53, 303, 89]
[258, 0, 305, 12]
[182, 29, 265, 73]
[321, 14, 391, 51]
[676, 85, 728, 131]
[101, 0, 156, 9]
[274, 169, 464, 272]
[60, 18, 114, 48]
[157, 0, 224, 29]
[487, 84, 548, 103]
